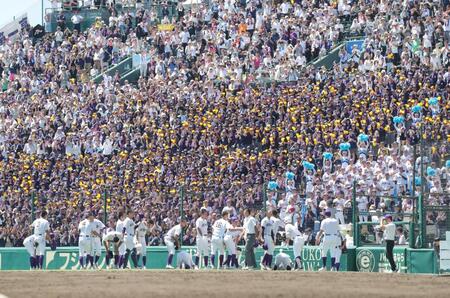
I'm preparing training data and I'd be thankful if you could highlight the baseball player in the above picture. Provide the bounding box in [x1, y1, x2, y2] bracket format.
[271, 210, 282, 254]
[284, 219, 307, 270]
[334, 231, 345, 272]
[210, 211, 230, 269]
[134, 216, 154, 269]
[316, 211, 340, 271]
[223, 217, 244, 269]
[177, 250, 195, 269]
[194, 208, 209, 269]
[164, 218, 187, 269]
[78, 213, 92, 269]
[30, 210, 50, 270]
[115, 211, 126, 268]
[122, 210, 139, 269]
[23, 234, 38, 269]
[103, 230, 124, 269]
[273, 249, 293, 271]
[87, 214, 105, 269]
[260, 210, 275, 270]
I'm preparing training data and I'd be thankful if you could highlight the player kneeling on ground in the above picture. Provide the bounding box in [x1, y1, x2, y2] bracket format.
[177, 250, 195, 269]
[103, 231, 124, 269]
[273, 249, 293, 271]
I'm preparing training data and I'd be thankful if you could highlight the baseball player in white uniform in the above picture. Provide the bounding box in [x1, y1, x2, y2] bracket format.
[103, 231, 124, 269]
[78, 213, 93, 269]
[164, 218, 187, 269]
[23, 234, 38, 269]
[177, 250, 195, 269]
[334, 231, 345, 271]
[316, 211, 340, 271]
[30, 211, 50, 270]
[115, 211, 126, 268]
[122, 210, 139, 268]
[194, 209, 209, 269]
[260, 210, 275, 270]
[273, 249, 293, 271]
[211, 211, 230, 269]
[134, 217, 154, 268]
[284, 219, 307, 270]
[223, 217, 244, 269]
[87, 214, 105, 269]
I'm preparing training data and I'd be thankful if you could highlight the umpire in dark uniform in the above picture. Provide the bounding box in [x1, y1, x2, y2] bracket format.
[243, 208, 258, 269]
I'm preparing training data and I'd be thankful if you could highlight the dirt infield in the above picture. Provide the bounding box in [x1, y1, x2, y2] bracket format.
[0, 270, 449, 298]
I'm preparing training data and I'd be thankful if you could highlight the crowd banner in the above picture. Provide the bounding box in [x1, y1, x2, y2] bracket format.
[0, 246, 355, 271]
[157, 24, 175, 31]
[345, 40, 364, 54]
[0, 14, 28, 45]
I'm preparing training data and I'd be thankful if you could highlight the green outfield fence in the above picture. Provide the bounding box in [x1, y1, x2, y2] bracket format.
[0, 245, 437, 273]
[0, 245, 354, 271]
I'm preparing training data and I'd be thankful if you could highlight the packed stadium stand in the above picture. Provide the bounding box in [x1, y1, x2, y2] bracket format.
[0, 0, 449, 249]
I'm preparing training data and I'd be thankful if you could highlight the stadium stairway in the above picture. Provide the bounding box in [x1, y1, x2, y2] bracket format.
[91, 56, 133, 84]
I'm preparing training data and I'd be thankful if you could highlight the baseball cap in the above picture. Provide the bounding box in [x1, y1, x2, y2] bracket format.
[324, 211, 332, 217]
[384, 215, 393, 221]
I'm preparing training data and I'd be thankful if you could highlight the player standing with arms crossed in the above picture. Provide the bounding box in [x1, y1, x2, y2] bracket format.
[103, 230, 124, 269]
[122, 210, 139, 269]
[30, 210, 50, 270]
[316, 211, 340, 271]
[195, 209, 209, 269]
[164, 218, 187, 269]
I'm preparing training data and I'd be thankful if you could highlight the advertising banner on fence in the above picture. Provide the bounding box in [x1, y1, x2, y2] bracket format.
[356, 247, 406, 272]
[0, 246, 354, 271]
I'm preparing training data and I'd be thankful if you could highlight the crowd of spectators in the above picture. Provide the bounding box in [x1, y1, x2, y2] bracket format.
[0, 0, 449, 247]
